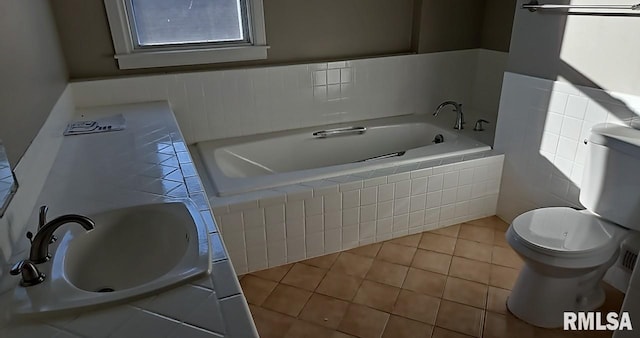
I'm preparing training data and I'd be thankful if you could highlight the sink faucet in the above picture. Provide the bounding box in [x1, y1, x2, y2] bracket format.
[433, 101, 465, 130]
[28, 206, 95, 263]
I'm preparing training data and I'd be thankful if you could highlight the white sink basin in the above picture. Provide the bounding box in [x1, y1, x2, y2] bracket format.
[11, 201, 211, 316]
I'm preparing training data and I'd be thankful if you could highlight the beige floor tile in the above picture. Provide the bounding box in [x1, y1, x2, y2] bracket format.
[249, 304, 295, 338]
[418, 232, 457, 255]
[442, 277, 488, 309]
[493, 230, 509, 247]
[348, 243, 382, 258]
[250, 264, 293, 282]
[466, 216, 508, 231]
[458, 224, 495, 245]
[353, 280, 401, 312]
[435, 300, 485, 337]
[332, 332, 358, 338]
[430, 224, 460, 238]
[316, 271, 363, 301]
[390, 233, 422, 247]
[382, 315, 433, 338]
[365, 260, 409, 287]
[486, 286, 510, 315]
[599, 282, 625, 313]
[377, 242, 417, 266]
[240, 275, 278, 306]
[281, 263, 327, 291]
[532, 327, 579, 338]
[449, 256, 491, 284]
[492, 220, 510, 232]
[392, 289, 440, 324]
[299, 293, 349, 329]
[483, 311, 535, 338]
[304, 253, 340, 269]
[489, 265, 520, 290]
[402, 267, 447, 298]
[491, 245, 524, 269]
[411, 249, 452, 275]
[454, 238, 493, 263]
[431, 327, 475, 338]
[331, 252, 374, 278]
[262, 284, 312, 317]
[284, 320, 337, 338]
[338, 303, 390, 338]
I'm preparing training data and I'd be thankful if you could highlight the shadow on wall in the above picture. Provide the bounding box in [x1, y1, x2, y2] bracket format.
[494, 2, 640, 222]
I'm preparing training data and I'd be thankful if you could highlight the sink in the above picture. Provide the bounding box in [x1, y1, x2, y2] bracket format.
[11, 200, 211, 316]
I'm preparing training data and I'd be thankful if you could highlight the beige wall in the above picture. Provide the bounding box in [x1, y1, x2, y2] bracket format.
[52, 0, 517, 80]
[416, 0, 486, 53]
[53, 0, 415, 79]
[507, 0, 640, 96]
[0, 1, 68, 166]
[481, 0, 516, 52]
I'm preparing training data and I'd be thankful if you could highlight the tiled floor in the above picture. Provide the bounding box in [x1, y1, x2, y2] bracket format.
[239, 216, 624, 338]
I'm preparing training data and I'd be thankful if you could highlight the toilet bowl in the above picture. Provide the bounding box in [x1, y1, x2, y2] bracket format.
[505, 207, 628, 328]
[505, 123, 640, 328]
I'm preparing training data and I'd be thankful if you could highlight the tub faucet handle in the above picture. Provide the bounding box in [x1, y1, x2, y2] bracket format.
[473, 119, 490, 131]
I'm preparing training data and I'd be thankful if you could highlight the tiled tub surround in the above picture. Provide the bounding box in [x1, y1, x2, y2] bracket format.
[494, 72, 640, 222]
[0, 102, 257, 337]
[205, 152, 504, 275]
[70, 49, 507, 147]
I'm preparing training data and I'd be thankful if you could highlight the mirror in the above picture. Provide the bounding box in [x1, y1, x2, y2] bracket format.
[0, 139, 18, 217]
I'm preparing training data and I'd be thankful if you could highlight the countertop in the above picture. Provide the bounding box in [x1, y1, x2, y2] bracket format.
[0, 102, 257, 337]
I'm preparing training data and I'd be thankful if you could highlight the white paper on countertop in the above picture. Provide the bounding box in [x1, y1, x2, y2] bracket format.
[63, 114, 126, 136]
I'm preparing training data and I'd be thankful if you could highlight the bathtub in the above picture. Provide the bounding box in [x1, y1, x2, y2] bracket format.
[196, 114, 491, 197]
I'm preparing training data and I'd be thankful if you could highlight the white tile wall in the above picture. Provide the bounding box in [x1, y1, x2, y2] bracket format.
[212, 153, 503, 274]
[494, 72, 640, 222]
[71, 49, 507, 146]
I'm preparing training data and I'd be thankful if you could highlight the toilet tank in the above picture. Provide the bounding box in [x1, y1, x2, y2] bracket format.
[580, 123, 640, 229]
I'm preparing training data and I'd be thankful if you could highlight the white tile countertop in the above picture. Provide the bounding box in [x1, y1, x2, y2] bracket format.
[0, 102, 257, 337]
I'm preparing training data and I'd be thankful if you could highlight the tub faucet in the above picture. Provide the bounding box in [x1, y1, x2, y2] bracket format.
[433, 101, 465, 130]
[27, 206, 95, 264]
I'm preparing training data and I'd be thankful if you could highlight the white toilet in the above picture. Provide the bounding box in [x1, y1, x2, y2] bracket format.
[506, 123, 640, 328]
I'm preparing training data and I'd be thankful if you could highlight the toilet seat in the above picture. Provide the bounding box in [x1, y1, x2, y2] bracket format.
[508, 207, 627, 268]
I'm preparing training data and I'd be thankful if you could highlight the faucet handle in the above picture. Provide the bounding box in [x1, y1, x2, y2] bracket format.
[473, 119, 490, 131]
[10, 260, 46, 287]
[35, 205, 56, 244]
[39, 205, 48, 229]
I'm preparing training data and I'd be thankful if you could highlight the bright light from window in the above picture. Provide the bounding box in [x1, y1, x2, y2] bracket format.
[129, 0, 246, 46]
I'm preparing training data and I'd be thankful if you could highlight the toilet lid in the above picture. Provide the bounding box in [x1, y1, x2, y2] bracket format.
[512, 207, 619, 254]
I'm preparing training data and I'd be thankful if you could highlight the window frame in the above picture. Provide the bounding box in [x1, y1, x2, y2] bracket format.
[104, 0, 268, 69]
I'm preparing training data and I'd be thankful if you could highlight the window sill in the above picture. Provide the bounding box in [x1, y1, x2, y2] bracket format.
[114, 45, 269, 70]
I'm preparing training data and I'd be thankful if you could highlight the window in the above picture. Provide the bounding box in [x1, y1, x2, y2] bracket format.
[104, 0, 268, 69]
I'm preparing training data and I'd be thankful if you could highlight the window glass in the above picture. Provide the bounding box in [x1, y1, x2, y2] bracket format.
[129, 0, 246, 47]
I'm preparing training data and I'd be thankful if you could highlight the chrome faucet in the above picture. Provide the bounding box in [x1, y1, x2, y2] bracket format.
[28, 206, 95, 263]
[433, 101, 465, 130]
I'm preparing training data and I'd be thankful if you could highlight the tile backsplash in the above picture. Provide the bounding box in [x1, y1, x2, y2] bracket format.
[494, 72, 640, 222]
[71, 49, 507, 145]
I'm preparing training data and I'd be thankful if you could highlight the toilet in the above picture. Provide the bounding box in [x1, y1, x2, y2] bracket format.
[505, 123, 640, 328]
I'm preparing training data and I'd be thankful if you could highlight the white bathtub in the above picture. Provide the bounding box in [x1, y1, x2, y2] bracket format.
[196, 114, 491, 196]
